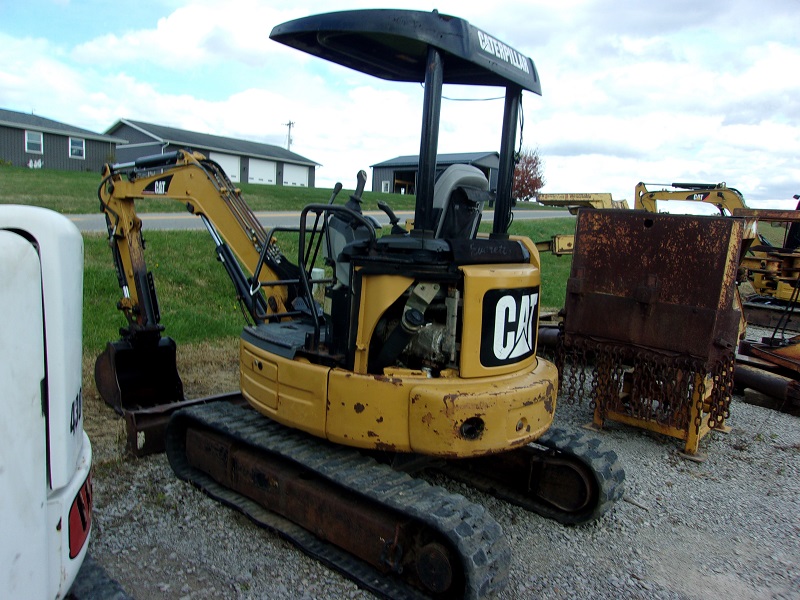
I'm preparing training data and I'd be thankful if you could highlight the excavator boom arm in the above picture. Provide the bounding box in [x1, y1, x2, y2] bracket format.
[634, 181, 748, 215]
[98, 149, 296, 334]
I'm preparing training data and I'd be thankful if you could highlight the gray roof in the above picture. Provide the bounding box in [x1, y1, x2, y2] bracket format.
[108, 119, 319, 166]
[371, 151, 499, 168]
[0, 108, 125, 143]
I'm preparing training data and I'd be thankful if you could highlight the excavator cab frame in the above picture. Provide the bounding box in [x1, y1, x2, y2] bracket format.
[270, 9, 541, 237]
[98, 10, 544, 415]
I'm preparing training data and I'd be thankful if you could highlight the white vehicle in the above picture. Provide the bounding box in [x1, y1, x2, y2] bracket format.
[0, 205, 92, 598]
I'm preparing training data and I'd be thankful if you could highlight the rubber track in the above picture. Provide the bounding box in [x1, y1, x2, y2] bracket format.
[535, 427, 626, 522]
[165, 402, 511, 600]
[442, 427, 626, 525]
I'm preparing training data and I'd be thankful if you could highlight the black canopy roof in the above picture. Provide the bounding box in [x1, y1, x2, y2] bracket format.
[270, 9, 541, 94]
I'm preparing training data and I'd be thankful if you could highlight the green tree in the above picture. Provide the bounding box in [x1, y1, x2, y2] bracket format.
[512, 148, 545, 202]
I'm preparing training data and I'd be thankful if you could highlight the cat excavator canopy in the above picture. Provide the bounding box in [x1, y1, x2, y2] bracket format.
[271, 9, 541, 236]
[269, 9, 541, 92]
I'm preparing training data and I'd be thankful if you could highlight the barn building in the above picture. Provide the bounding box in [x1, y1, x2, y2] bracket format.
[0, 108, 124, 173]
[370, 152, 500, 195]
[106, 119, 319, 187]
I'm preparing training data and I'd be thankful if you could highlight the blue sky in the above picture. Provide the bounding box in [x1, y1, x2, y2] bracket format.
[1, 0, 799, 206]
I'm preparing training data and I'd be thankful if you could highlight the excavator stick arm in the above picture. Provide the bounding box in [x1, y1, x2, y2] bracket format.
[95, 149, 303, 413]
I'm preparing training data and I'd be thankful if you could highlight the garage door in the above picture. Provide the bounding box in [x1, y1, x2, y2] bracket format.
[209, 152, 240, 183]
[249, 159, 277, 185]
[283, 164, 308, 187]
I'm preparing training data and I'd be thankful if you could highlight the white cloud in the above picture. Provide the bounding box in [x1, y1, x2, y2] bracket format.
[1, 0, 799, 203]
[69, 2, 322, 71]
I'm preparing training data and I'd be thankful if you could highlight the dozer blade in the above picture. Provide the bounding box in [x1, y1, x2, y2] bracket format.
[95, 337, 184, 414]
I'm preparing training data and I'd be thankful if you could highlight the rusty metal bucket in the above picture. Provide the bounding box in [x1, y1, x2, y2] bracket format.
[95, 336, 184, 414]
[560, 210, 745, 457]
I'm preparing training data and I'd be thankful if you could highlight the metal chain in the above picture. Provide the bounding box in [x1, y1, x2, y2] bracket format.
[561, 334, 734, 434]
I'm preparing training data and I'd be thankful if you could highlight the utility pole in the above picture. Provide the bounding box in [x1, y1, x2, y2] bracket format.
[284, 121, 295, 151]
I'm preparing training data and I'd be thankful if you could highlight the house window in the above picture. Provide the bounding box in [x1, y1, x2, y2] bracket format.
[25, 131, 43, 154]
[69, 137, 85, 159]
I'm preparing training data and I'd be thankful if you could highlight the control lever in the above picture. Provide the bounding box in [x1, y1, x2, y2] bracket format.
[378, 201, 406, 235]
[327, 182, 343, 204]
[345, 170, 368, 214]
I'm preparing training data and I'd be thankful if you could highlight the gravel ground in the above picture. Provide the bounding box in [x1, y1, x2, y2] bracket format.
[81, 370, 800, 600]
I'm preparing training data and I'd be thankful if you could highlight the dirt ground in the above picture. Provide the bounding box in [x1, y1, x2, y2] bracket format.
[83, 339, 241, 466]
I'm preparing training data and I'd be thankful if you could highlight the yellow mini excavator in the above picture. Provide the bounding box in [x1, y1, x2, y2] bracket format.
[96, 10, 624, 599]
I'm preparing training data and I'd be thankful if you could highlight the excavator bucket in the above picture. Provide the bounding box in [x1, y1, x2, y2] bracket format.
[94, 336, 184, 414]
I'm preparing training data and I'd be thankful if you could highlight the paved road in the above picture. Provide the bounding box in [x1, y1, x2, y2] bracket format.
[70, 209, 571, 233]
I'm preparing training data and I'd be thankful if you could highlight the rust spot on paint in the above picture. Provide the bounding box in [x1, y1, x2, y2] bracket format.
[354, 402, 365, 413]
[422, 413, 433, 426]
[375, 442, 397, 452]
[544, 396, 554, 414]
[373, 375, 403, 386]
[376, 416, 384, 423]
[442, 393, 460, 416]
[367, 431, 378, 438]
[438, 451, 465, 459]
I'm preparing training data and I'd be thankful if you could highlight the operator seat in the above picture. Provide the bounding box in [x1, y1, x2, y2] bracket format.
[432, 164, 490, 239]
[326, 210, 378, 286]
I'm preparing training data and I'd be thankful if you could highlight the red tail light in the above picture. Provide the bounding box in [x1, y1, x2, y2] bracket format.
[68, 473, 92, 559]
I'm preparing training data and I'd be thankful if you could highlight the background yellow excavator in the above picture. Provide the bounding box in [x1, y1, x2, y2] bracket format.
[635, 182, 800, 304]
[95, 9, 625, 599]
[634, 181, 748, 214]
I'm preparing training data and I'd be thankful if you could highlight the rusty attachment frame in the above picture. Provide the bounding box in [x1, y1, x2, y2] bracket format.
[560, 210, 744, 457]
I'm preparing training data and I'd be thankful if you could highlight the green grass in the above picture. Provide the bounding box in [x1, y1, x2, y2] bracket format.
[83, 231, 252, 352]
[83, 218, 576, 352]
[0, 163, 562, 214]
[0, 166, 106, 213]
[0, 163, 416, 214]
[507, 218, 575, 309]
[1, 165, 576, 350]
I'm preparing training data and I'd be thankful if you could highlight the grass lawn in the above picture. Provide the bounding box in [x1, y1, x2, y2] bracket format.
[0, 164, 417, 213]
[0, 163, 562, 214]
[82, 218, 577, 352]
[1, 165, 576, 351]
